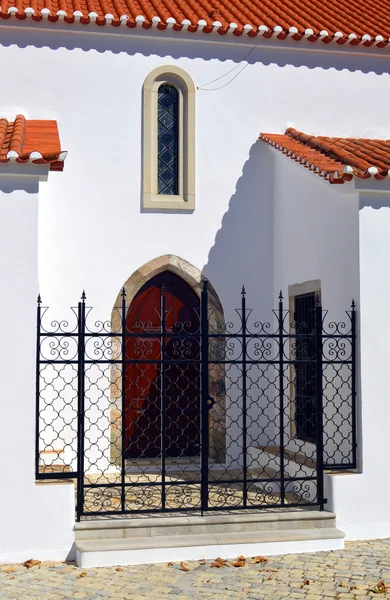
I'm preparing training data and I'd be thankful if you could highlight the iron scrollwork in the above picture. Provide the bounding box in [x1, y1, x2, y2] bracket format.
[36, 286, 356, 519]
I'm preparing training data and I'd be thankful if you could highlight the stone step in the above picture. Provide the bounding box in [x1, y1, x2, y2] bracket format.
[249, 446, 316, 478]
[248, 446, 318, 503]
[75, 525, 345, 568]
[75, 510, 337, 541]
[248, 446, 317, 495]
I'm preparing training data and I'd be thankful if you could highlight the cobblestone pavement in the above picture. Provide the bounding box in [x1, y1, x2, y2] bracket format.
[2, 539, 390, 600]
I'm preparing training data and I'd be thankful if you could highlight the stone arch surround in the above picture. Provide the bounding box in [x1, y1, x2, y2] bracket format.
[110, 255, 226, 465]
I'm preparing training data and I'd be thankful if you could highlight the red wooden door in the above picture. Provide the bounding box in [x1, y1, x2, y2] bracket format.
[124, 271, 200, 458]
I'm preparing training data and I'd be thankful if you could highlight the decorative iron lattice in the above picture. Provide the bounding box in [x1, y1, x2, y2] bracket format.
[36, 283, 356, 520]
[157, 84, 179, 195]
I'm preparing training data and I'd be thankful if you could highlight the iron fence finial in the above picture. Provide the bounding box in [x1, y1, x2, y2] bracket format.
[351, 299, 356, 310]
[37, 294, 42, 305]
[278, 290, 283, 301]
[81, 290, 86, 302]
[241, 286, 246, 296]
[121, 287, 126, 299]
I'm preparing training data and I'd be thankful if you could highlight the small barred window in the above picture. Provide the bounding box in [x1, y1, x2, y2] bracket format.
[142, 65, 195, 211]
[157, 84, 179, 195]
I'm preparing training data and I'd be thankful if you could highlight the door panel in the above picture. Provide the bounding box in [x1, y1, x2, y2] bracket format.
[124, 271, 200, 458]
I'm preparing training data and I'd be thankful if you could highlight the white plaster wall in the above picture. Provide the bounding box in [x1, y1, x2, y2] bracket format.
[0, 23, 389, 558]
[269, 147, 390, 539]
[325, 199, 390, 540]
[272, 148, 360, 311]
[271, 147, 360, 508]
[0, 175, 74, 563]
[0, 26, 388, 320]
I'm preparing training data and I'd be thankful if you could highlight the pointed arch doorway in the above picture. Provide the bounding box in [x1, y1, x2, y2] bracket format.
[124, 271, 201, 459]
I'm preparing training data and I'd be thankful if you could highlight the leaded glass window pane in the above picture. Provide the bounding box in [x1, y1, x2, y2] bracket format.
[158, 84, 179, 195]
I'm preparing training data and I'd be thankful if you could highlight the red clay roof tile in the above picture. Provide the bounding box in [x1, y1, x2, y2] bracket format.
[1, 0, 390, 47]
[0, 115, 66, 171]
[259, 128, 390, 184]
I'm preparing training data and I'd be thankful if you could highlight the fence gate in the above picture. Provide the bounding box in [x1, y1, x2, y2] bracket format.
[36, 281, 356, 520]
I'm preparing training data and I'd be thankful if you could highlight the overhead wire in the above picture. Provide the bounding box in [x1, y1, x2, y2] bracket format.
[196, 42, 259, 91]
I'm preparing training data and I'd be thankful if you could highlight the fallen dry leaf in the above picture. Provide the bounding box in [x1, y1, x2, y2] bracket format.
[340, 582, 349, 588]
[199, 559, 206, 565]
[370, 580, 388, 594]
[23, 559, 41, 569]
[206, 579, 211, 583]
[300, 579, 310, 588]
[115, 567, 124, 572]
[9, 576, 14, 580]
[266, 569, 277, 573]
[180, 562, 190, 572]
[167, 562, 174, 567]
[211, 557, 228, 568]
[253, 556, 268, 564]
[4, 567, 14, 573]
[267, 574, 273, 580]
[76, 571, 87, 579]
[232, 556, 246, 568]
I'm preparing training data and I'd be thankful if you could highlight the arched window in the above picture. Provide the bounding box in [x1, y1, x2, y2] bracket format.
[142, 66, 196, 211]
[157, 84, 179, 195]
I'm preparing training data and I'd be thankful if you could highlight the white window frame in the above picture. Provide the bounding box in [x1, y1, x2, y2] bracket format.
[142, 65, 196, 211]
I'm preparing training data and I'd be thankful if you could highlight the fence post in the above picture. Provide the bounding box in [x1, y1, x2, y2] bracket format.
[201, 279, 209, 514]
[315, 296, 324, 510]
[278, 292, 285, 506]
[76, 292, 86, 522]
[35, 295, 42, 480]
[121, 288, 126, 513]
[241, 287, 248, 508]
[351, 300, 357, 469]
[160, 284, 167, 511]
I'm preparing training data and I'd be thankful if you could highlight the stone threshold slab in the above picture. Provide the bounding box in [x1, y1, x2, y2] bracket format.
[76, 526, 345, 553]
[75, 510, 336, 532]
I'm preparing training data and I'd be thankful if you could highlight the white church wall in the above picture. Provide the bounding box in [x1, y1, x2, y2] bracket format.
[270, 147, 390, 539]
[0, 27, 387, 318]
[0, 24, 389, 558]
[272, 148, 360, 313]
[271, 147, 360, 508]
[0, 175, 74, 564]
[325, 197, 390, 540]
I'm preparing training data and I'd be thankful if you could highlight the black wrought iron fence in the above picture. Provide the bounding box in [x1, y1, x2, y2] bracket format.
[36, 282, 356, 520]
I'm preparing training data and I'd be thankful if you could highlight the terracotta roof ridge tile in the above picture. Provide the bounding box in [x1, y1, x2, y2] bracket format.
[286, 127, 368, 174]
[260, 128, 390, 184]
[8, 114, 27, 157]
[0, 114, 66, 172]
[2, 0, 390, 47]
[0, 118, 8, 152]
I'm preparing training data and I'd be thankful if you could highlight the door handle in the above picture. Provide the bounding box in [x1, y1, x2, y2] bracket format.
[207, 396, 215, 411]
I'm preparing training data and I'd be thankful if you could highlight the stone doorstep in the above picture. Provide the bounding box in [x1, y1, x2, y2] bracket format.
[76, 527, 345, 554]
[256, 446, 317, 470]
[75, 510, 336, 531]
[75, 527, 345, 568]
[74, 510, 337, 541]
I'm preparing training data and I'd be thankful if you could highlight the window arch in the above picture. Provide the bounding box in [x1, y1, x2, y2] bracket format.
[142, 66, 196, 211]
